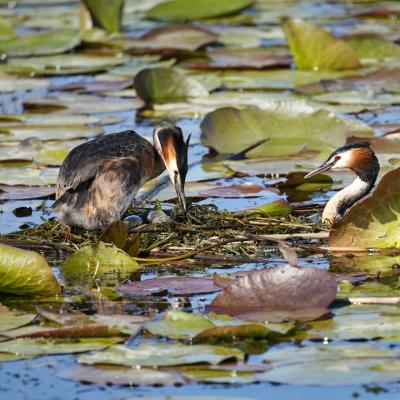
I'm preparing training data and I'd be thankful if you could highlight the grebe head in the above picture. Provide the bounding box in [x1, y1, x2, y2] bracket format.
[153, 122, 191, 209]
[304, 143, 379, 182]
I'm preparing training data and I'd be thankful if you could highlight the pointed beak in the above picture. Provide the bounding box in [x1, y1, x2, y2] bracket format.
[304, 161, 335, 179]
[173, 173, 186, 210]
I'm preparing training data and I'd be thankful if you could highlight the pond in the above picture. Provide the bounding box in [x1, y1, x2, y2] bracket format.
[1, 0, 400, 399]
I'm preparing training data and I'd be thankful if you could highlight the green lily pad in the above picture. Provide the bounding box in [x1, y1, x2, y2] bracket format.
[34, 148, 70, 166]
[329, 167, 400, 248]
[0, 113, 114, 126]
[0, 311, 36, 332]
[89, 314, 148, 336]
[194, 323, 293, 342]
[0, 166, 58, 185]
[277, 172, 333, 191]
[234, 199, 292, 217]
[181, 367, 261, 384]
[4, 54, 129, 76]
[0, 243, 61, 296]
[283, 18, 360, 71]
[216, 69, 359, 90]
[0, 29, 80, 57]
[0, 337, 122, 360]
[347, 37, 400, 65]
[184, 47, 291, 70]
[78, 342, 244, 367]
[147, 0, 253, 22]
[0, 20, 15, 39]
[62, 242, 139, 285]
[104, 57, 176, 79]
[313, 90, 400, 106]
[126, 24, 218, 52]
[200, 103, 348, 157]
[338, 280, 400, 299]
[261, 343, 400, 385]
[24, 94, 140, 114]
[134, 67, 208, 104]
[0, 76, 49, 92]
[224, 157, 321, 176]
[330, 254, 400, 277]
[83, 0, 125, 33]
[144, 311, 215, 339]
[308, 304, 400, 340]
[0, 124, 103, 142]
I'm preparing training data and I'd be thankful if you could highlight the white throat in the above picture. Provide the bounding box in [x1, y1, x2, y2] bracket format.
[322, 177, 371, 226]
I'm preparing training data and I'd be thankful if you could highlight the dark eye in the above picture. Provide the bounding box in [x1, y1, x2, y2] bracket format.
[335, 155, 341, 161]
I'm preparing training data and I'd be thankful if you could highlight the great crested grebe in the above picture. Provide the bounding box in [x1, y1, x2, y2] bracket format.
[51, 122, 190, 231]
[304, 143, 380, 227]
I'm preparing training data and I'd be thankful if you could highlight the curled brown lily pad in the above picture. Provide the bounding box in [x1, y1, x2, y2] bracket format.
[207, 266, 337, 322]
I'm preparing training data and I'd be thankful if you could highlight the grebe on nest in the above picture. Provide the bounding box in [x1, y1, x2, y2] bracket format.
[51, 122, 190, 231]
[305, 143, 379, 227]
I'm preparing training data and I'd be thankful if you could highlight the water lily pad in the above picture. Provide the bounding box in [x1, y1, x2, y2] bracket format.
[144, 311, 215, 339]
[83, 0, 125, 33]
[57, 365, 186, 386]
[0, 76, 49, 93]
[198, 183, 277, 198]
[194, 323, 291, 342]
[0, 20, 15, 39]
[185, 47, 291, 70]
[347, 37, 400, 65]
[78, 342, 244, 367]
[34, 148, 70, 166]
[104, 57, 176, 79]
[147, 0, 253, 22]
[218, 69, 359, 90]
[338, 280, 400, 300]
[330, 254, 400, 277]
[0, 311, 36, 332]
[24, 95, 140, 114]
[200, 103, 348, 157]
[0, 166, 58, 185]
[117, 276, 223, 296]
[234, 199, 292, 217]
[127, 24, 218, 52]
[277, 172, 333, 191]
[0, 337, 122, 360]
[0, 113, 113, 126]
[0, 243, 61, 296]
[134, 67, 208, 104]
[0, 29, 80, 57]
[181, 366, 265, 384]
[0, 124, 103, 142]
[5, 54, 129, 76]
[308, 304, 400, 340]
[224, 157, 321, 176]
[313, 90, 400, 106]
[63, 242, 139, 285]
[329, 167, 400, 248]
[261, 343, 400, 385]
[89, 314, 148, 336]
[2, 321, 121, 339]
[208, 266, 337, 322]
[283, 18, 360, 70]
